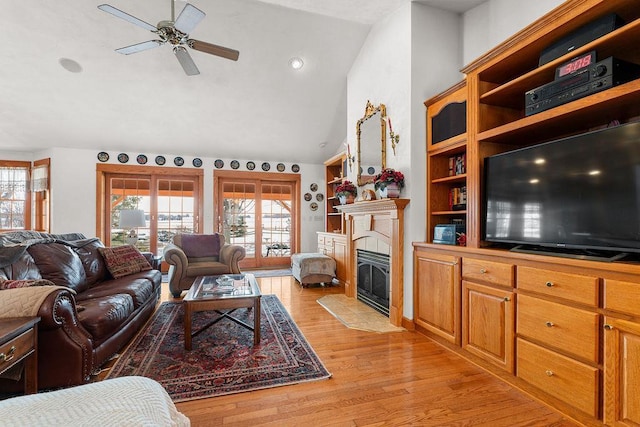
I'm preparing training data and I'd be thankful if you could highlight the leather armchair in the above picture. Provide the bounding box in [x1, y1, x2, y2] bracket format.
[163, 233, 246, 297]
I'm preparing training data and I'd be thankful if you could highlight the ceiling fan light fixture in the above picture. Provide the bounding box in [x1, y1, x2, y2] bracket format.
[289, 57, 304, 70]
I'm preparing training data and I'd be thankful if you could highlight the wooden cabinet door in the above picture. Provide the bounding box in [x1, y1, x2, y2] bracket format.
[604, 316, 640, 426]
[414, 251, 461, 345]
[462, 281, 514, 372]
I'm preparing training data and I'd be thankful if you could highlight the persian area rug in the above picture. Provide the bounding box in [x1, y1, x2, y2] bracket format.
[317, 294, 405, 333]
[106, 295, 331, 402]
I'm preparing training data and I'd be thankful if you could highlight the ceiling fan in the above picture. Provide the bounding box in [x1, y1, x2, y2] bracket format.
[98, 1, 239, 76]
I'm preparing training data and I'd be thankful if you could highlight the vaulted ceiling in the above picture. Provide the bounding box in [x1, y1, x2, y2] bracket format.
[0, 0, 483, 163]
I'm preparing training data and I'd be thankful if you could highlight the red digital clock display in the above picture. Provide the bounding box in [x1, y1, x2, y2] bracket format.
[556, 51, 596, 79]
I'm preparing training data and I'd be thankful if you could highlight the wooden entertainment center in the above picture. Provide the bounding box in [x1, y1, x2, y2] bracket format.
[416, 0, 640, 425]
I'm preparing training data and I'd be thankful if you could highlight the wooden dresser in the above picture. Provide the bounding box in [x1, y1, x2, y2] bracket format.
[417, 1, 640, 425]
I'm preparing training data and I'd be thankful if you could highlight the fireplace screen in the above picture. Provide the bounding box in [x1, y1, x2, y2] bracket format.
[357, 250, 390, 316]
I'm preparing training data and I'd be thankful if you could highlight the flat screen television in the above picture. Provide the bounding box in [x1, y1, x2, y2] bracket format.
[483, 121, 640, 261]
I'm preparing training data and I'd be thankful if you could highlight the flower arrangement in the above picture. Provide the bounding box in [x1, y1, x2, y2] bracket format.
[335, 180, 357, 197]
[374, 168, 405, 190]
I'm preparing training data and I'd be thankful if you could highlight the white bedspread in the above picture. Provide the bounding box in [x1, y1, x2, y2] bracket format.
[0, 376, 190, 427]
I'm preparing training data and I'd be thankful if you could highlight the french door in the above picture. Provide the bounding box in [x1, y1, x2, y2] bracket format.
[214, 171, 300, 269]
[98, 165, 203, 256]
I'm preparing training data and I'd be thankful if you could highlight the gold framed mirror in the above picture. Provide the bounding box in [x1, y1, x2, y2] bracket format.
[356, 101, 386, 186]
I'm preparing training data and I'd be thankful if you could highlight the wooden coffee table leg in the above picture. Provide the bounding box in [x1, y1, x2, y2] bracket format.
[254, 297, 261, 345]
[184, 302, 192, 350]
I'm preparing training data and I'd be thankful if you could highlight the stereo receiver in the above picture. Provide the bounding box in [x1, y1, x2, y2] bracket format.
[525, 56, 640, 116]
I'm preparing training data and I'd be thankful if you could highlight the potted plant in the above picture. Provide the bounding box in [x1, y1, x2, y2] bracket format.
[374, 168, 405, 198]
[335, 180, 357, 204]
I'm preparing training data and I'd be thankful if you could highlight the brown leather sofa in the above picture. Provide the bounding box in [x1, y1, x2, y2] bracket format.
[164, 233, 245, 297]
[0, 231, 160, 391]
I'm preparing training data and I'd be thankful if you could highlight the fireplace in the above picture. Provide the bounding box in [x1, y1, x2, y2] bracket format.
[336, 198, 408, 326]
[357, 250, 390, 316]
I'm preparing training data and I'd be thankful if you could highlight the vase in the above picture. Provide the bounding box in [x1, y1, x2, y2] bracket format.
[378, 182, 401, 199]
[338, 194, 355, 205]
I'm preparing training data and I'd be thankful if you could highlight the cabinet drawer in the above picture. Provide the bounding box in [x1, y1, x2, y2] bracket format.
[517, 338, 599, 417]
[462, 258, 514, 287]
[517, 266, 598, 306]
[517, 294, 599, 363]
[317, 235, 326, 246]
[603, 279, 640, 317]
[0, 329, 35, 375]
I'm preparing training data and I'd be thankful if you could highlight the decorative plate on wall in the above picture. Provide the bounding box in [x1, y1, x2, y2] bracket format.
[291, 164, 300, 173]
[155, 156, 166, 166]
[261, 162, 271, 171]
[117, 153, 129, 163]
[277, 163, 285, 172]
[230, 160, 240, 169]
[316, 193, 324, 202]
[214, 159, 224, 169]
[174, 157, 184, 166]
[304, 193, 312, 201]
[192, 158, 203, 167]
[97, 152, 109, 162]
[246, 161, 256, 170]
[136, 154, 148, 165]
[310, 183, 318, 192]
[367, 166, 376, 175]
[310, 202, 318, 211]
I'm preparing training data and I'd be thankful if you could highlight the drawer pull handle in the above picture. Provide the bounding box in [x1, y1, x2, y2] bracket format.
[0, 346, 15, 363]
[545, 370, 554, 377]
[503, 297, 511, 302]
[545, 281, 554, 287]
[604, 324, 614, 331]
[545, 321, 555, 328]
[480, 268, 486, 274]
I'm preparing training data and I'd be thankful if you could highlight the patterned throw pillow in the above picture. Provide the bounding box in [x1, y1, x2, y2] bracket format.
[98, 245, 152, 279]
[0, 278, 56, 290]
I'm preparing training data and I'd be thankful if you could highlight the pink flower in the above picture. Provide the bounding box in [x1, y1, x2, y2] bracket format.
[335, 180, 357, 197]
[374, 168, 405, 190]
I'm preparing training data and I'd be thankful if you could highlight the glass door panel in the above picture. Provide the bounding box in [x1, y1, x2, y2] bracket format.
[261, 182, 293, 265]
[156, 178, 197, 255]
[221, 181, 257, 267]
[108, 177, 151, 250]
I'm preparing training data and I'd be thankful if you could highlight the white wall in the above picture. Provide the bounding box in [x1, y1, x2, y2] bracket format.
[0, 147, 324, 253]
[347, 3, 460, 320]
[346, 0, 565, 321]
[462, 0, 565, 65]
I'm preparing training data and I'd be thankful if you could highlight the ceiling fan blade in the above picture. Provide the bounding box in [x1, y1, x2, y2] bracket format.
[174, 46, 200, 76]
[115, 40, 163, 55]
[97, 4, 157, 32]
[188, 39, 240, 61]
[174, 4, 206, 34]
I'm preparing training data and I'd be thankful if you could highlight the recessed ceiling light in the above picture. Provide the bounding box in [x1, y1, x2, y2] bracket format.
[58, 58, 83, 73]
[289, 57, 304, 70]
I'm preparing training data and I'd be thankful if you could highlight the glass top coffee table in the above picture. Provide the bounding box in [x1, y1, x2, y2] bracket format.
[183, 274, 261, 350]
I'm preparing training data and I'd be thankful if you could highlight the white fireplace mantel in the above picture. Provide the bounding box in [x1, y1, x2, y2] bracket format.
[336, 198, 409, 326]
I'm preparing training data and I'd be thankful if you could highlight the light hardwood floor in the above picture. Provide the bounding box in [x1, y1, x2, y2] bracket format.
[159, 276, 579, 427]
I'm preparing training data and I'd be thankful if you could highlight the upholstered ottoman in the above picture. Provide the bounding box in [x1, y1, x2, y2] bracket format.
[291, 253, 336, 287]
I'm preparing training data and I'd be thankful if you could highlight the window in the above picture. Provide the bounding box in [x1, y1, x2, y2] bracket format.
[0, 161, 31, 231]
[96, 164, 203, 256]
[214, 170, 300, 269]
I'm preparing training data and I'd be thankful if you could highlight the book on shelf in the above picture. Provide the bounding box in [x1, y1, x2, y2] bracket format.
[449, 185, 467, 210]
[448, 153, 466, 176]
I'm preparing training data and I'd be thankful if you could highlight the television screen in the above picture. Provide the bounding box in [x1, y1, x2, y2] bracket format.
[483, 121, 640, 256]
